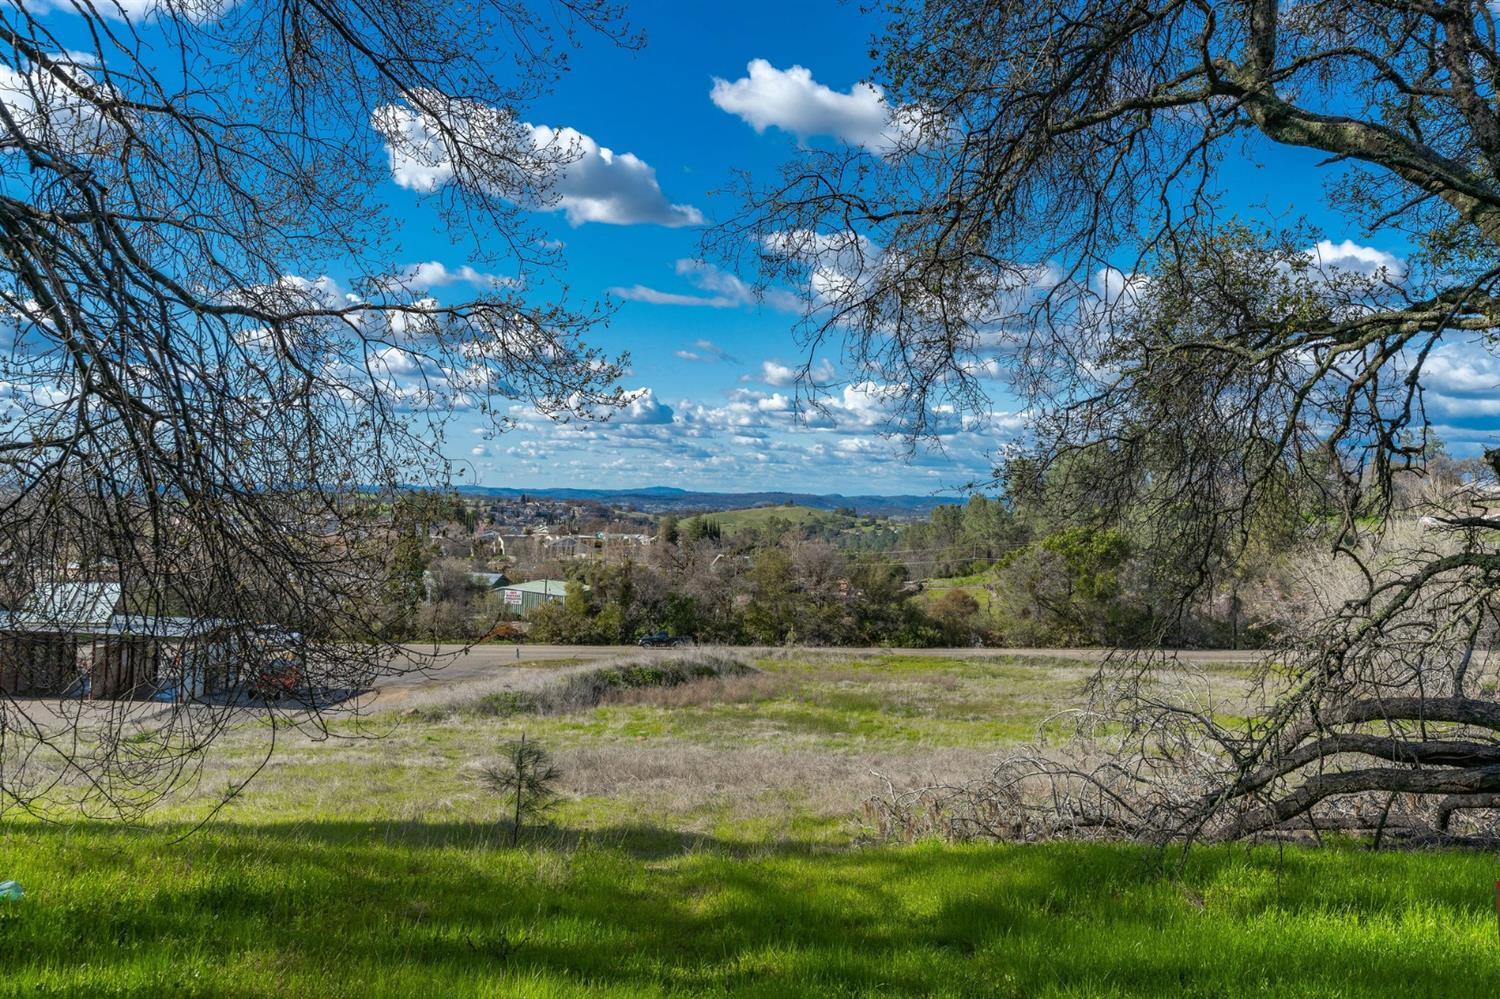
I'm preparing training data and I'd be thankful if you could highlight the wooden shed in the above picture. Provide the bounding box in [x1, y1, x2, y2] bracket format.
[0, 582, 244, 700]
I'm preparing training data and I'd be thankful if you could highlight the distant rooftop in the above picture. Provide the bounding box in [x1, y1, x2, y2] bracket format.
[502, 579, 578, 595]
[8, 582, 122, 630]
[0, 581, 279, 638]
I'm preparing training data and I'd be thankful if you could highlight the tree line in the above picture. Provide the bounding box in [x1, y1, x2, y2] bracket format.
[385, 453, 1446, 651]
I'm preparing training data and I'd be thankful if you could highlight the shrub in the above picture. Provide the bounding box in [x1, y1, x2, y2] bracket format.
[469, 691, 538, 717]
[407, 651, 758, 720]
[542, 653, 752, 712]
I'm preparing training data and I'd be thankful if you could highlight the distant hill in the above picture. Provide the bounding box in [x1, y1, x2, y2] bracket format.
[451, 485, 954, 517]
[707, 505, 851, 535]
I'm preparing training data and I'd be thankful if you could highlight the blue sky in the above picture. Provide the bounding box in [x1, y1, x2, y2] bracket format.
[383, 0, 1489, 496]
[17, 1, 1498, 496]
[390, 0, 995, 494]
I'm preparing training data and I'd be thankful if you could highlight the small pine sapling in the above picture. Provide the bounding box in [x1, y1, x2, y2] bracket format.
[477, 733, 562, 845]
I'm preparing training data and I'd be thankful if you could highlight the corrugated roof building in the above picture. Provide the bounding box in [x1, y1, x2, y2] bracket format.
[498, 579, 577, 615]
[0, 582, 263, 700]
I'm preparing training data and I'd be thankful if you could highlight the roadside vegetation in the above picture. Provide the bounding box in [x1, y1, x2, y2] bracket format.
[4, 0, 1499, 990]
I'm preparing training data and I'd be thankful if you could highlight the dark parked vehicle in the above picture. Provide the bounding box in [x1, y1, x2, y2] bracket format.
[638, 630, 692, 649]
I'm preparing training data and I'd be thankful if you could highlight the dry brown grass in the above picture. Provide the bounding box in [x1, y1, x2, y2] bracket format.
[600, 671, 785, 708]
[554, 742, 1000, 830]
[149, 651, 1266, 846]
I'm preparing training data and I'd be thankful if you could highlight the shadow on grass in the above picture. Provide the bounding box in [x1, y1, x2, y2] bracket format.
[162, 817, 840, 859]
[2, 820, 1497, 996]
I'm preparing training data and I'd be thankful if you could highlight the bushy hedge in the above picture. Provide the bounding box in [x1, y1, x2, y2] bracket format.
[414, 652, 754, 721]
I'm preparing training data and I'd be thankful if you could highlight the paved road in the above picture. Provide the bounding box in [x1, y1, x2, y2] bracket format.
[376, 643, 1265, 694]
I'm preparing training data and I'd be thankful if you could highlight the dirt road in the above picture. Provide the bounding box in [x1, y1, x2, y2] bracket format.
[374, 643, 1264, 697]
[5, 644, 1269, 725]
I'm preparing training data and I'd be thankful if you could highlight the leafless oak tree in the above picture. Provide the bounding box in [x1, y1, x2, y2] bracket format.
[0, 0, 632, 818]
[727, 0, 1500, 844]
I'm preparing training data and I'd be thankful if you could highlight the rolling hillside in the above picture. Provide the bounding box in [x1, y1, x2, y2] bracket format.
[705, 504, 852, 536]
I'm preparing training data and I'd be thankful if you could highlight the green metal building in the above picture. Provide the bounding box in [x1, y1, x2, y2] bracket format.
[498, 579, 575, 615]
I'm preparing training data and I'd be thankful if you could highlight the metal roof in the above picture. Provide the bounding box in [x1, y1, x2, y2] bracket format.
[0, 583, 273, 639]
[0, 609, 276, 639]
[7, 582, 122, 630]
[501, 579, 577, 595]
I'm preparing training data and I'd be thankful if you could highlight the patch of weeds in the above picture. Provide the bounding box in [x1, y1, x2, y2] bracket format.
[544, 654, 753, 712]
[469, 691, 539, 717]
[424, 652, 757, 721]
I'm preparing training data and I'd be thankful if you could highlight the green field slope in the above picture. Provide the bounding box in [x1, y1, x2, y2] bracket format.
[0, 652, 1486, 996]
[2, 828, 1494, 997]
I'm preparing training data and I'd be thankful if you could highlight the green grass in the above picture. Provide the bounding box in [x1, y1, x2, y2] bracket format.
[4, 651, 1493, 995]
[707, 505, 859, 537]
[85, 653, 1247, 843]
[0, 826, 1495, 996]
[915, 573, 1007, 629]
[921, 566, 1002, 590]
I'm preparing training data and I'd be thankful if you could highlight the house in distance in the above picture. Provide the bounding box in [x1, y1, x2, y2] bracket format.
[0, 581, 257, 700]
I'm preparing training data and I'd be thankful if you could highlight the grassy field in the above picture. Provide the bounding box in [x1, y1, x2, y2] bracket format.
[5, 828, 1497, 997]
[170, 652, 1122, 840]
[1, 652, 1490, 996]
[704, 505, 868, 538]
[915, 568, 1005, 622]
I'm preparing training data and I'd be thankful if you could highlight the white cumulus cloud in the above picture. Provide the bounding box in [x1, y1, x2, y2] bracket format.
[759, 360, 798, 386]
[752, 357, 836, 387]
[711, 59, 916, 153]
[23, 0, 230, 22]
[394, 261, 511, 292]
[530, 124, 702, 227]
[374, 101, 701, 227]
[1421, 346, 1500, 397]
[615, 387, 675, 425]
[674, 338, 739, 364]
[1307, 239, 1405, 279]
